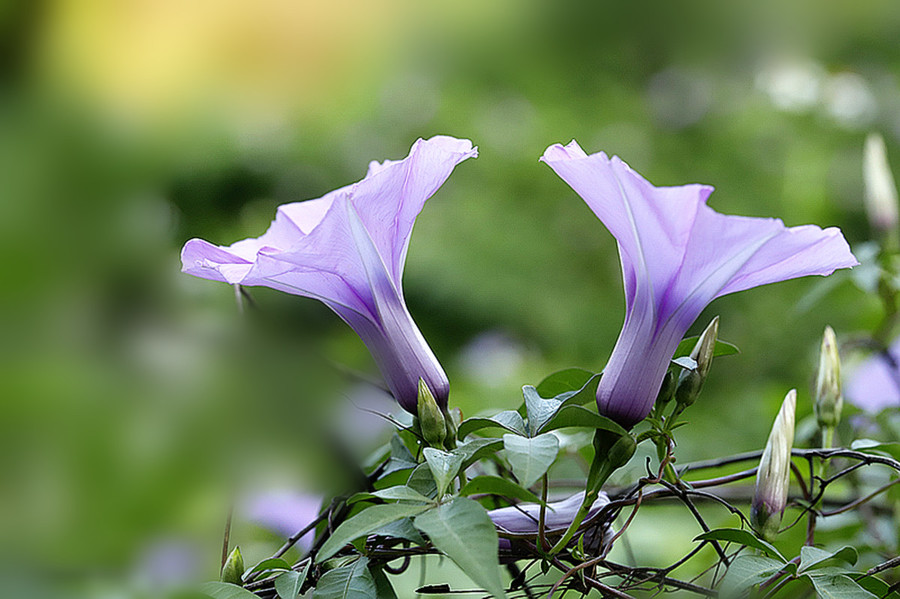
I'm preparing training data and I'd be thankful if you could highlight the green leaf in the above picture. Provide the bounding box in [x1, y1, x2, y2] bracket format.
[522, 386, 562, 436]
[673, 337, 739, 359]
[555, 373, 603, 407]
[535, 368, 594, 398]
[718, 555, 785, 598]
[316, 503, 431, 562]
[503, 432, 559, 488]
[459, 475, 544, 505]
[457, 411, 527, 438]
[538, 404, 628, 436]
[805, 572, 877, 599]
[382, 434, 417, 475]
[798, 546, 858, 573]
[274, 562, 309, 599]
[454, 437, 504, 469]
[855, 575, 900, 599]
[246, 557, 291, 577]
[423, 447, 465, 496]
[850, 439, 900, 461]
[350, 486, 434, 505]
[371, 567, 399, 599]
[413, 497, 506, 598]
[220, 547, 244, 585]
[694, 528, 786, 562]
[199, 582, 260, 599]
[406, 463, 438, 498]
[313, 557, 376, 599]
[373, 517, 426, 545]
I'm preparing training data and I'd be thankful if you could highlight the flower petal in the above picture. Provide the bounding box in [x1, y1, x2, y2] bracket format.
[353, 136, 477, 286]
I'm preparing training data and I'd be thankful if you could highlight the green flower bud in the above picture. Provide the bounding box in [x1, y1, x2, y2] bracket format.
[752, 389, 796, 541]
[655, 371, 676, 409]
[814, 326, 843, 429]
[417, 379, 446, 447]
[221, 546, 244, 585]
[675, 317, 719, 407]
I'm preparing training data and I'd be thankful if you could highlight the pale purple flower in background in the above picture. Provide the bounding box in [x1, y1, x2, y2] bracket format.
[489, 491, 614, 557]
[245, 490, 322, 551]
[542, 141, 858, 427]
[131, 538, 201, 590]
[182, 136, 477, 413]
[845, 340, 900, 412]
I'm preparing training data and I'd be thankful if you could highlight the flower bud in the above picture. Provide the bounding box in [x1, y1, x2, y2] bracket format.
[593, 430, 636, 470]
[752, 389, 796, 541]
[220, 546, 244, 585]
[675, 317, 719, 407]
[864, 133, 899, 235]
[655, 371, 676, 409]
[814, 326, 843, 429]
[417, 379, 446, 447]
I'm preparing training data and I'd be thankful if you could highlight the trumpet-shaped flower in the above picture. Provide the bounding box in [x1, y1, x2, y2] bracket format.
[541, 141, 858, 427]
[182, 136, 477, 413]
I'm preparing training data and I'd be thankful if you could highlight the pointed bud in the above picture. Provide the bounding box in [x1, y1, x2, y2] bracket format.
[864, 133, 899, 235]
[443, 406, 461, 449]
[752, 390, 796, 541]
[675, 317, 719, 407]
[221, 546, 244, 585]
[814, 326, 843, 429]
[593, 430, 637, 470]
[417, 379, 446, 447]
[655, 371, 676, 409]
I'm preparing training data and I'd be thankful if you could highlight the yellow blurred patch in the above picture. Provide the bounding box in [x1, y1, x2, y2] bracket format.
[36, 0, 407, 125]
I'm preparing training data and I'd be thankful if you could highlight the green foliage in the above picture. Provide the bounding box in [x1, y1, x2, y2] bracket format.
[804, 572, 877, 599]
[246, 557, 291, 576]
[199, 582, 261, 599]
[413, 498, 506, 598]
[694, 528, 786, 562]
[457, 411, 527, 438]
[274, 563, 309, 599]
[535, 368, 595, 399]
[718, 555, 786, 598]
[459, 475, 544, 505]
[673, 337, 740, 359]
[798, 546, 858, 574]
[502, 433, 559, 488]
[312, 558, 395, 599]
[422, 448, 466, 496]
[316, 504, 432, 563]
[350, 486, 434, 504]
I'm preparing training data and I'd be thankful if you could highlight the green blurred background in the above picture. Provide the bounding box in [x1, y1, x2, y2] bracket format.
[1, 0, 898, 596]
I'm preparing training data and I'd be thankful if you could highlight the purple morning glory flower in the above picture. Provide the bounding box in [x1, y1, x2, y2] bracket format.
[244, 490, 322, 551]
[541, 141, 858, 428]
[182, 136, 477, 413]
[845, 340, 900, 412]
[489, 491, 613, 557]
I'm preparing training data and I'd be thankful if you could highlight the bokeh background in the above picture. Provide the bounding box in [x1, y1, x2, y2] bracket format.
[1, 0, 898, 596]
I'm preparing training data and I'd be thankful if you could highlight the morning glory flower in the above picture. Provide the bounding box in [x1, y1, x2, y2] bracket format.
[845, 339, 900, 412]
[541, 141, 858, 427]
[182, 136, 477, 413]
[489, 491, 613, 557]
[244, 490, 322, 551]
